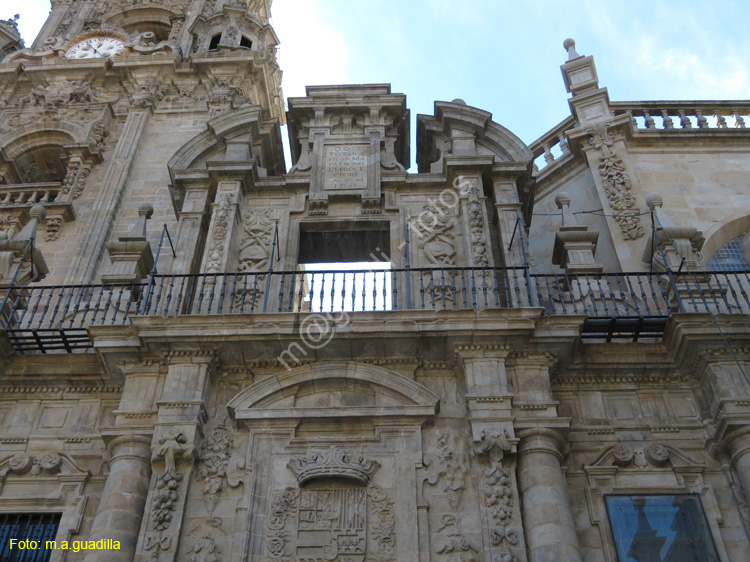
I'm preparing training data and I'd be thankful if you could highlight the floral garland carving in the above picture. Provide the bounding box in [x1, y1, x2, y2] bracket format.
[197, 422, 244, 527]
[464, 182, 489, 266]
[588, 124, 644, 240]
[205, 194, 233, 274]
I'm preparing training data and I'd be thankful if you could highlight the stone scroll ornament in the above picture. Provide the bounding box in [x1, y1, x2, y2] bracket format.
[424, 430, 480, 562]
[476, 430, 521, 552]
[588, 124, 644, 240]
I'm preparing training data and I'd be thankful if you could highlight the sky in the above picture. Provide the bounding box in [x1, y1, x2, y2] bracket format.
[8, 0, 750, 169]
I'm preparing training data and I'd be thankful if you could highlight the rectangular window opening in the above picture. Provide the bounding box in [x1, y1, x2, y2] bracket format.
[298, 223, 392, 312]
[605, 494, 720, 562]
[0, 513, 62, 562]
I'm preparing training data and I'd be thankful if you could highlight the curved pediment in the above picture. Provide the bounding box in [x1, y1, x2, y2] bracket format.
[417, 100, 534, 171]
[227, 361, 440, 421]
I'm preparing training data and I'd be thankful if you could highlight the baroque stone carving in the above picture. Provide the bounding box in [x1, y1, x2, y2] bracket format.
[464, 182, 489, 267]
[419, 201, 456, 266]
[425, 430, 471, 509]
[587, 124, 644, 240]
[608, 442, 671, 469]
[237, 208, 276, 271]
[197, 422, 245, 526]
[91, 0, 192, 21]
[435, 514, 480, 562]
[206, 194, 233, 274]
[263, 484, 396, 562]
[476, 430, 519, 550]
[151, 429, 195, 531]
[7, 451, 62, 476]
[287, 446, 380, 486]
[45, 217, 65, 242]
[187, 536, 223, 562]
[424, 430, 479, 561]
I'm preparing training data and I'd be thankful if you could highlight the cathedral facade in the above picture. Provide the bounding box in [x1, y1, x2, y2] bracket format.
[0, 2, 749, 561]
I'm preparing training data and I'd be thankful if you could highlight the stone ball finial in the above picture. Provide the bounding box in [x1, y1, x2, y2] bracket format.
[138, 203, 155, 219]
[29, 204, 47, 222]
[451, 98, 467, 105]
[555, 192, 572, 209]
[645, 192, 664, 211]
[563, 38, 580, 60]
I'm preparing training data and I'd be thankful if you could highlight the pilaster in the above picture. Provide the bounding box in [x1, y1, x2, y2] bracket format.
[134, 349, 217, 562]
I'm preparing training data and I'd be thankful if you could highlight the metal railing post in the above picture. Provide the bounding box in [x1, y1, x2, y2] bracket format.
[515, 211, 536, 307]
[138, 224, 174, 316]
[262, 221, 279, 313]
[405, 216, 412, 310]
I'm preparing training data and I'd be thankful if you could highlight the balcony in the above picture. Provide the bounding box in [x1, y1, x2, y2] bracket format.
[2, 266, 749, 354]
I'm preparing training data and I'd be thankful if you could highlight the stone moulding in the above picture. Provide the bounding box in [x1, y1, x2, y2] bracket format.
[227, 361, 440, 423]
[287, 446, 380, 486]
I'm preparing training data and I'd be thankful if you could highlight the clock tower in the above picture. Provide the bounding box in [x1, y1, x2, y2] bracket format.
[0, 0, 285, 286]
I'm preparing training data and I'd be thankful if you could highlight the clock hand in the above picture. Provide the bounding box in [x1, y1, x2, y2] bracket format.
[87, 41, 105, 57]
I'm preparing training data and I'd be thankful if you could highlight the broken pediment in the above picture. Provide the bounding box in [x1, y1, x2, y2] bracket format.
[417, 100, 534, 173]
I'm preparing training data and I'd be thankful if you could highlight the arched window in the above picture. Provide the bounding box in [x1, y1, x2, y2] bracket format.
[208, 33, 222, 51]
[707, 235, 750, 271]
[240, 36, 253, 49]
[14, 146, 68, 183]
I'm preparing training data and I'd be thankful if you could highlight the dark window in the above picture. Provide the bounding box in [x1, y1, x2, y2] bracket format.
[240, 36, 253, 49]
[208, 33, 221, 51]
[0, 513, 61, 562]
[606, 495, 720, 562]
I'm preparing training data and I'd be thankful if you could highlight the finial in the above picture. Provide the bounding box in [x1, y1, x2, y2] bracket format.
[645, 193, 663, 211]
[563, 38, 580, 60]
[555, 192, 571, 209]
[126, 203, 154, 239]
[29, 204, 47, 222]
[451, 98, 467, 106]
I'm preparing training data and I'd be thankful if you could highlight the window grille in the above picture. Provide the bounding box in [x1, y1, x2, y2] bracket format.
[0, 513, 61, 562]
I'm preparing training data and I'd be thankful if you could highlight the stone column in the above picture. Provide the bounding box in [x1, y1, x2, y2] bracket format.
[83, 435, 152, 562]
[724, 427, 750, 506]
[517, 428, 582, 562]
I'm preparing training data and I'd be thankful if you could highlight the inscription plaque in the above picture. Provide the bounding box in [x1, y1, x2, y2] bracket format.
[324, 145, 368, 190]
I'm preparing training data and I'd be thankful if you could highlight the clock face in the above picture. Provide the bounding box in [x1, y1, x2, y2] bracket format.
[66, 37, 125, 59]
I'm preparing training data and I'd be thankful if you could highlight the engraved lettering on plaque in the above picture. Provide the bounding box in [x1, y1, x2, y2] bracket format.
[324, 145, 368, 190]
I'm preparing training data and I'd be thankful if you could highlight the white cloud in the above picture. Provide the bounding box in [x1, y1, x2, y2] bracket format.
[10, 0, 49, 47]
[271, 0, 350, 101]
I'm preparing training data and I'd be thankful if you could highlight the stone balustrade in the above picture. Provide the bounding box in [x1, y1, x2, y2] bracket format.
[530, 117, 575, 175]
[0, 183, 62, 206]
[612, 101, 750, 131]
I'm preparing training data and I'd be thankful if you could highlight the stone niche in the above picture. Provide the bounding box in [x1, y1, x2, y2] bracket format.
[226, 361, 438, 561]
[286, 85, 409, 216]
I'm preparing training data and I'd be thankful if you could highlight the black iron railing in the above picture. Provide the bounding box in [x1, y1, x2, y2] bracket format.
[2, 267, 750, 352]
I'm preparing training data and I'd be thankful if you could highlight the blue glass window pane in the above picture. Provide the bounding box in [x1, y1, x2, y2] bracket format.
[605, 495, 719, 562]
[708, 236, 750, 271]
